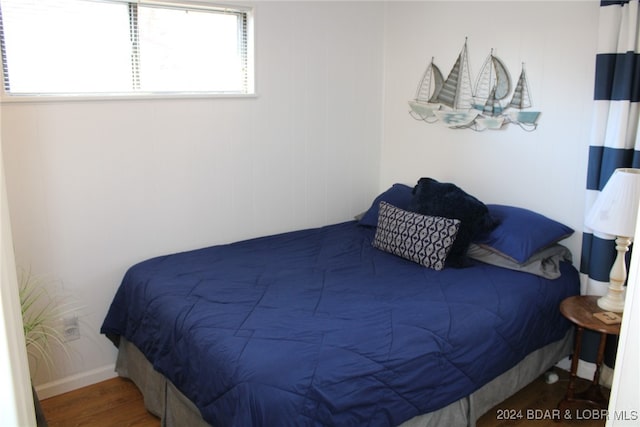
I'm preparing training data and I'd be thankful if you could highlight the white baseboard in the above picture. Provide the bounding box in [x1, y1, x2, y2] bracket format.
[34, 364, 117, 400]
[555, 356, 613, 388]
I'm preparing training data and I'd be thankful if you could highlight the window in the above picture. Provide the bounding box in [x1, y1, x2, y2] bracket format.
[0, 0, 253, 97]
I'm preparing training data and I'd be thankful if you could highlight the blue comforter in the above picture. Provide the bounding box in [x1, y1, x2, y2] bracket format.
[101, 221, 579, 426]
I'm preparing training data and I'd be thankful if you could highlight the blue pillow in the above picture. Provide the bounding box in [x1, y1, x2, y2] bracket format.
[359, 184, 413, 227]
[473, 204, 574, 263]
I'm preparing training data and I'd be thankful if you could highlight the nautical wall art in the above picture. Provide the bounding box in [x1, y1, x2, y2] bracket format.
[408, 38, 540, 131]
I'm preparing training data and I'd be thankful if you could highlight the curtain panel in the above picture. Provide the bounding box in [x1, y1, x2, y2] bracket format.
[582, 0, 640, 295]
[580, 0, 640, 366]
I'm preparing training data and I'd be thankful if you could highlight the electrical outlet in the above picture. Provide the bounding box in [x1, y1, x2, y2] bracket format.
[63, 315, 80, 342]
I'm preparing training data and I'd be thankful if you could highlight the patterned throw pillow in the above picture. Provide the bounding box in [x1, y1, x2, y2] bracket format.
[373, 201, 461, 270]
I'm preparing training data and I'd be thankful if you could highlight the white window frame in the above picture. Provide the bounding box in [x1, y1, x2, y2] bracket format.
[0, 0, 255, 102]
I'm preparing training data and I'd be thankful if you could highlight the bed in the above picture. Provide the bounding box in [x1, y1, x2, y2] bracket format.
[101, 180, 580, 427]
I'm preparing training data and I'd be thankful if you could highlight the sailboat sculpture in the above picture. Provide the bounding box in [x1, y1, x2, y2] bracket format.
[473, 49, 511, 130]
[432, 38, 480, 127]
[408, 38, 541, 131]
[408, 57, 444, 122]
[506, 63, 541, 131]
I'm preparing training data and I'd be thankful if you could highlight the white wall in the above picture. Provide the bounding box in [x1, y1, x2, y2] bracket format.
[0, 114, 36, 427]
[607, 211, 640, 426]
[381, 1, 599, 261]
[1, 1, 385, 395]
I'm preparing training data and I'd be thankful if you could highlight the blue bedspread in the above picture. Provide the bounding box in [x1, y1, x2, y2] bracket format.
[101, 221, 579, 426]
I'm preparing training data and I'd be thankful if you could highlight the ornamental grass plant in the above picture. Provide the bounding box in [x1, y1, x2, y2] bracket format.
[18, 267, 80, 377]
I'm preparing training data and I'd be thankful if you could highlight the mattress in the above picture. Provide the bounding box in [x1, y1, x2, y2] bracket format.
[101, 220, 580, 426]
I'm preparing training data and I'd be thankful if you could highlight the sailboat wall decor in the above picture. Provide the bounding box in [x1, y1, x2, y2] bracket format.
[408, 57, 444, 123]
[408, 38, 541, 131]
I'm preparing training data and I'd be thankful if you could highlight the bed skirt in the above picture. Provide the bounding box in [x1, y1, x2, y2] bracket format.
[115, 330, 573, 427]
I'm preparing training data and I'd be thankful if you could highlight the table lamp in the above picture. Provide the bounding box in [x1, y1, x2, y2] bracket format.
[585, 168, 640, 313]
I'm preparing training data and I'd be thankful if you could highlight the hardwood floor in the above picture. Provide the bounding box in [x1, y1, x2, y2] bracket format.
[477, 368, 606, 427]
[40, 377, 159, 427]
[40, 368, 606, 427]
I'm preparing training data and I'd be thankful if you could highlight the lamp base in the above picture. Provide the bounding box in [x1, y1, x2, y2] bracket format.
[597, 292, 625, 313]
[597, 235, 631, 314]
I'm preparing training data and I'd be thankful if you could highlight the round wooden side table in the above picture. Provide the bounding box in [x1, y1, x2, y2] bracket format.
[557, 295, 621, 411]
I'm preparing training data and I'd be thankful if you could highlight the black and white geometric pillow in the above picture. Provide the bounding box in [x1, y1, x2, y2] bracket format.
[373, 201, 460, 270]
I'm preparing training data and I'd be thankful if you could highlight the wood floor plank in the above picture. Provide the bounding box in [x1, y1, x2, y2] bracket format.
[41, 378, 159, 427]
[478, 368, 606, 427]
[41, 368, 608, 426]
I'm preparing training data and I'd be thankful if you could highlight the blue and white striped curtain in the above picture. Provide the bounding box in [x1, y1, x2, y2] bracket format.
[580, 0, 639, 367]
[581, 0, 640, 297]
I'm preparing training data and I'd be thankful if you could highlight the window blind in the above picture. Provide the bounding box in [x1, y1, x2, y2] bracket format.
[0, 0, 252, 96]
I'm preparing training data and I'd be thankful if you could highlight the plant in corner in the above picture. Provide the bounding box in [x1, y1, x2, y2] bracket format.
[18, 267, 80, 377]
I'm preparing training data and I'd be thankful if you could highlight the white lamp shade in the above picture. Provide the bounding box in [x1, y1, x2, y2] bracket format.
[585, 168, 640, 238]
